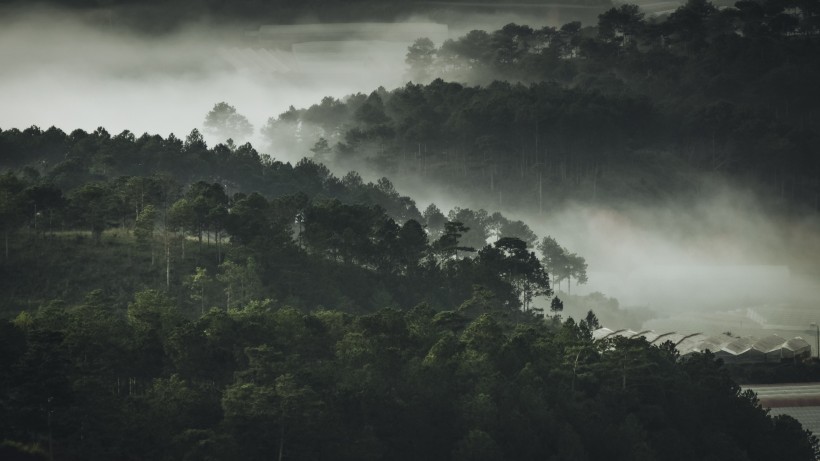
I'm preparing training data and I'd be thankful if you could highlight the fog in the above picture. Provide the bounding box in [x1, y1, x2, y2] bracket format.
[0, 8, 422, 154]
[0, 3, 613, 150]
[377, 164, 820, 334]
[444, 184, 820, 335]
[3, 5, 817, 337]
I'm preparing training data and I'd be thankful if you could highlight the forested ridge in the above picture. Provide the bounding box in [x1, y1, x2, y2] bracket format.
[0, 127, 817, 460]
[0, 125, 588, 316]
[263, 0, 820, 213]
[0, 125, 817, 460]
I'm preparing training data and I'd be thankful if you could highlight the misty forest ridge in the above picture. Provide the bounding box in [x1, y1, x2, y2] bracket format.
[2, 0, 820, 459]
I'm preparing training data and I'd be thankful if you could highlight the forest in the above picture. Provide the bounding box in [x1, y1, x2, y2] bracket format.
[0, 121, 816, 461]
[262, 0, 820, 213]
[4, 0, 820, 459]
[0, 125, 593, 315]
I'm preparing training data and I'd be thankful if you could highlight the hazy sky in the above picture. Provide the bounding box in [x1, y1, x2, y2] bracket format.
[0, 5, 596, 146]
[0, 9, 416, 149]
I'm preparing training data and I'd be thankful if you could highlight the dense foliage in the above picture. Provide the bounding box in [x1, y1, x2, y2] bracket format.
[0, 124, 817, 460]
[2, 298, 818, 460]
[263, 0, 820, 212]
[0, 125, 585, 318]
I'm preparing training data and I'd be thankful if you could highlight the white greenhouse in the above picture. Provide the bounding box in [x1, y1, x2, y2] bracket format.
[592, 328, 811, 363]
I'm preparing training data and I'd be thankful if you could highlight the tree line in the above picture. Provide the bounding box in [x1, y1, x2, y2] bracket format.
[0, 171, 573, 318]
[0, 124, 592, 319]
[258, 0, 820, 213]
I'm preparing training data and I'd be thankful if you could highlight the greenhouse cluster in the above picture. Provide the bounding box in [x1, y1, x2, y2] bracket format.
[593, 328, 812, 363]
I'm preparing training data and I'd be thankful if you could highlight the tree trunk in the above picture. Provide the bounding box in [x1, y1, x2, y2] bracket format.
[216, 230, 221, 263]
[278, 422, 285, 461]
[48, 407, 53, 461]
[165, 232, 170, 290]
[572, 350, 582, 393]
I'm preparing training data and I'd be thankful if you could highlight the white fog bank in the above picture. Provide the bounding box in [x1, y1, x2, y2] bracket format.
[0, 9, 421, 154]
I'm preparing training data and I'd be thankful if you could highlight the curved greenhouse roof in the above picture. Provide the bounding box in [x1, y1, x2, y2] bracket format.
[754, 334, 788, 353]
[592, 328, 812, 363]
